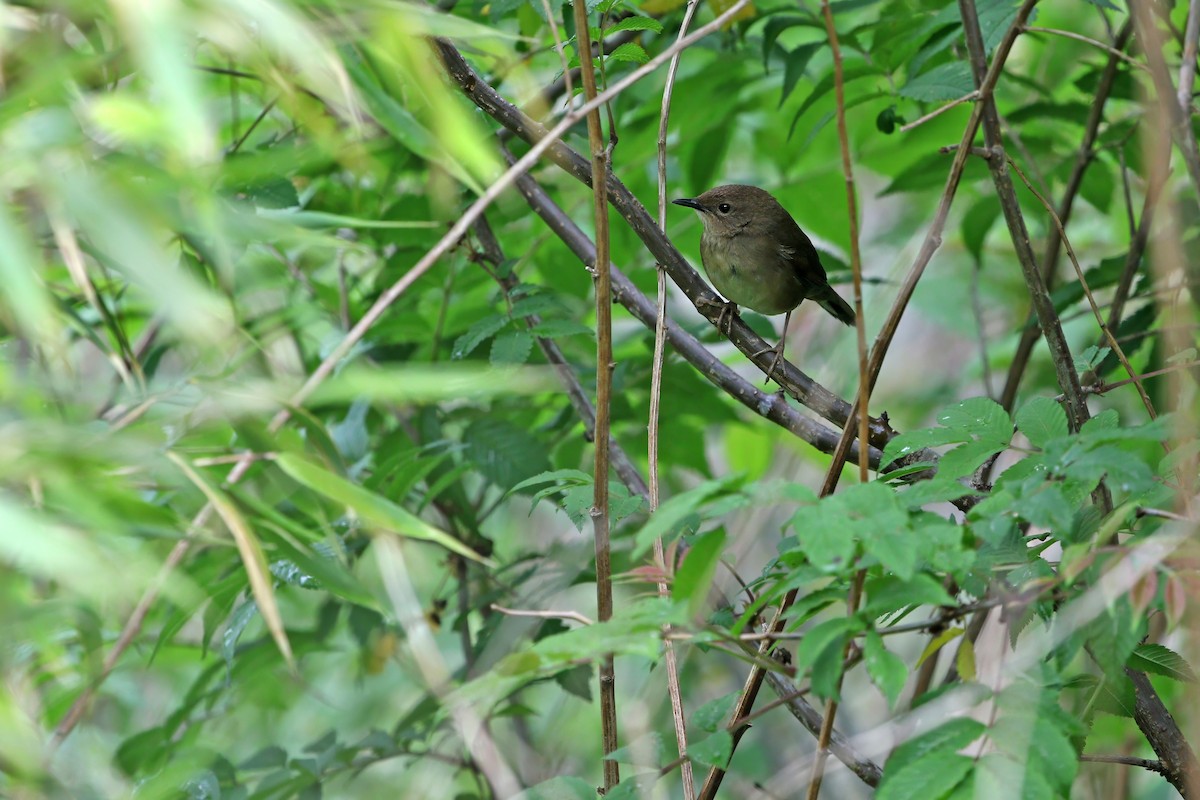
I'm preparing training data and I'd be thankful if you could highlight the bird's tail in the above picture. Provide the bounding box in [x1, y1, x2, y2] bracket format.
[817, 286, 856, 326]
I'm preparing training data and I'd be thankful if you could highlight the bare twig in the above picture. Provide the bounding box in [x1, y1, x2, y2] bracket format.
[1005, 154, 1159, 422]
[1132, 0, 1200, 200]
[999, 21, 1134, 412]
[764, 671, 883, 787]
[806, 0, 871, 794]
[653, 2, 702, 795]
[1080, 753, 1168, 774]
[570, 0, 620, 786]
[897, 90, 978, 133]
[1023, 26, 1150, 71]
[1078, 360, 1200, 396]
[961, 0, 1090, 432]
[821, 0, 1041, 504]
[1181, 0, 1200, 114]
[492, 604, 595, 626]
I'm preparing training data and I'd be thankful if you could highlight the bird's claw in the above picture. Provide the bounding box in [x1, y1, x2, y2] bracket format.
[698, 296, 738, 335]
[753, 340, 787, 386]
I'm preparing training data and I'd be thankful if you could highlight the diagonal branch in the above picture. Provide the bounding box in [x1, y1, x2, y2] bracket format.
[999, 21, 1134, 413]
[499, 145, 883, 466]
[960, 0, 1090, 431]
[435, 41, 895, 449]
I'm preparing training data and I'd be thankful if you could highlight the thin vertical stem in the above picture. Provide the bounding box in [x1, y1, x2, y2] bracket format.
[570, 0, 619, 788]
[653, 1, 702, 796]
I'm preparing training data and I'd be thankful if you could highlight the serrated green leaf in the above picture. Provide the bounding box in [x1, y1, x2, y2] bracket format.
[633, 477, 740, 558]
[490, 329, 534, 365]
[453, 314, 510, 360]
[1015, 396, 1069, 448]
[937, 397, 1013, 445]
[605, 41, 649, 65]
[878, 750, 974, 800]
[1130, 643, 1198, 682]
[463, 417, 551, 491]
[605, 15, 663, 34]
[899, 62, 975, 102]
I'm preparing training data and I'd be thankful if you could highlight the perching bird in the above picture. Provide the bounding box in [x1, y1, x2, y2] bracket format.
[673, 184, 855, 382]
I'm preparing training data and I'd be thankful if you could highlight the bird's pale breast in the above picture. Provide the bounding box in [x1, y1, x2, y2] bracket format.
[700, 230, 806, 315]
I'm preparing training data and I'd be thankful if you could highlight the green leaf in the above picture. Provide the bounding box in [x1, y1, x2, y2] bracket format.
[688, 730, 732, 769]
[780, 42, 823, 107]
[605, 42, 649, 65]
[632, 477, 740, 558]
[604, 15, 664, 34]
[277, 454, 492, 564]
[490, 329, 534, 365]
[1079, 154, 1114, 212]
[1073, 344, 1110, 374]
[1019, 484, 1073, 533]
[899, 62, 975, 102]
[789, 64, 880, 137]
[976, 0, 1022, 53]
[961, 196, 1000, 264]
[1015, 396, 1069, 448]
[864, 573, 955, 616]
[793, 617, 862, 681]
[880, 717, 985, 797]
[463, 416, 552, 491]
[1130, 643, 1198, 682]
[453, 314, 510, 360]
[937, 397, 1013, 445]
[674, 529, 726, 618]
[693, 692, 739, 732]
[865, 631, 908, 708]
[878, 750, 973, 800]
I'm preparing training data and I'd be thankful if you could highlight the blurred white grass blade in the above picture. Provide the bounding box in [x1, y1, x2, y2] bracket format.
[168, 452, 296, 669]
[308, 364, 556, 404]
[366, 16, 502, 192]
[109, 0, 216, 165]
[207, 0, 363, 127]
[388, 1, 528, 46]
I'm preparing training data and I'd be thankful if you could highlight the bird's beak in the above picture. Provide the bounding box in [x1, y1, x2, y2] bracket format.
[672, 197, 705, 211]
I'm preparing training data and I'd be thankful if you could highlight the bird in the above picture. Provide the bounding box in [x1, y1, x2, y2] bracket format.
[673, 184, 855, 383]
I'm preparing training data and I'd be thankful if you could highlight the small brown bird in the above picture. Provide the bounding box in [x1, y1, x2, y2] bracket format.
[673, 184, 855, 382]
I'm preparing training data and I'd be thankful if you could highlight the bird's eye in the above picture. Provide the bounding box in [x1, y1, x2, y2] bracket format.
[717, 203, 731, 214]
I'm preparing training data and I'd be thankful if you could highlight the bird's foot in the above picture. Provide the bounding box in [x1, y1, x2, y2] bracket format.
[753, 339, 788, 386]
[697, 296, 738, 335]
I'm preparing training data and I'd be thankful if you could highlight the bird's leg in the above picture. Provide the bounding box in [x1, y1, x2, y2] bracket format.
[754, 309, 792, 386]
[697, 296, 739, 335]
